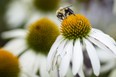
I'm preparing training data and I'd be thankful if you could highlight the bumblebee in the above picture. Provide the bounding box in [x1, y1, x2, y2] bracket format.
[56, 5, 74, 20]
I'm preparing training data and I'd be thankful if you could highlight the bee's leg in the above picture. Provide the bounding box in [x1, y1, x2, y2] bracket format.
[72, 14, 76, 16]
[58, 19, 62, 22]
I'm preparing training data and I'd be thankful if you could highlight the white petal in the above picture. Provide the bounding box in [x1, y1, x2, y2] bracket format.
[1, 29, 26, 39]
[19, 50, 37, 73]
[39, 55, 51, 77]
[65, 67, 73, 77]
[72, 39, 83, 75]
[6, 1, 29, 28]
[57, 39, 68, 56]
[20, 70, 40, 77]
[60, 40, 73, 59]
[78, 67, 85, 77]
[92, 28, 116, 45]
[88, 33, 116, 55]
[84, 39, 100, 76]
[32, 54, 44, 74]
[53, 39, 68, 69]
[47, 35, 64, 71]
[49, 68, 59, 77]
[59, 40, 73, 77]
[3, 38, 27, 56]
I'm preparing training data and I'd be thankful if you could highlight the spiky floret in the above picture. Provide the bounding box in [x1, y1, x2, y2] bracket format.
[61, 14, 91, 39]
[26, 18, 60, 54]
[0, 49, 20, 77]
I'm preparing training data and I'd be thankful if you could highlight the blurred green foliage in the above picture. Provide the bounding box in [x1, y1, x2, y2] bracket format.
[0, 0, 11, 47]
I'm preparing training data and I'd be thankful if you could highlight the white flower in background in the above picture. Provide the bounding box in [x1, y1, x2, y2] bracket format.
[5, 0, 60, 28]
[97, 48, 116, 77]
[2, 18, 60, 77]
[5, 0, 30, 28]
[0, 48, 39, 77]
[47, 13, 116, 77]
[0, 48, 20, 77]
[97, 48, 116, 73]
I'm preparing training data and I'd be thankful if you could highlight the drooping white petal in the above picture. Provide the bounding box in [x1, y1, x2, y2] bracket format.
[57, 39, 68, 56]
[78, 66, 85, 77]
[59, 40, 73, 59]
[65, 66, 73, 77]
[47, 35, 64, 71]
[88, 37, 111, 55]
[88, 32, 116, 55]
[52, 39, 68, 69]
[84, 39, 100, 76]
[72, 39, 83, 75]
[59, 40, 74, 77]
[49, 68, 59, 77]
[3, 38, 27, 56]
[1, 29, 27, 39]
[92, 28, 116, 45]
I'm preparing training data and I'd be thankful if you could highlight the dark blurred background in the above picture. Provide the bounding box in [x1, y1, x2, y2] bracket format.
[0, 0, 11, 47]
